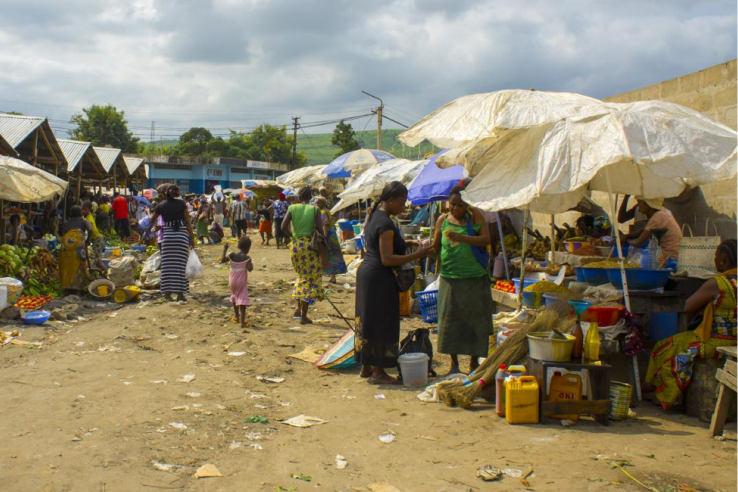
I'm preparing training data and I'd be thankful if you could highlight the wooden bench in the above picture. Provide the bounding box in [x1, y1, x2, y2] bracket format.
[709, 346, 737, 437]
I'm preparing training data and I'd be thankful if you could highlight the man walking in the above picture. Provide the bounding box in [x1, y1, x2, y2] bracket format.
[112, 192, 131, 239]
[230, 194, 248, 238]
[270, 193, 289, 249]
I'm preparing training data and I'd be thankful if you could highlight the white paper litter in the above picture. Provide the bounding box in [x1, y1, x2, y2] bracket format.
[169, 422, 188, 430]
[256, 375, 285, 383]
[379, 433, 396, 444]
[336, 455, 348, 470]
[280, 415, 327, 428]
[185, 392, 201, 398]
[152, 461, 184, 473]
[177, 374, 196, 383]
[228, 351, 246, 356]
[150, 380, 168, 385]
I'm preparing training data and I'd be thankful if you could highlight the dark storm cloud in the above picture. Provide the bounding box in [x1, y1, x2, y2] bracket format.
[0, 0, 734, 137]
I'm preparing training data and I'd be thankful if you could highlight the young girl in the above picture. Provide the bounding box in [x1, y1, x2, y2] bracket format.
[221, 236, 253, 328]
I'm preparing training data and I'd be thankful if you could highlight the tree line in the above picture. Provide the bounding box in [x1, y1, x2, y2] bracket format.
[64, 104, 366, 166]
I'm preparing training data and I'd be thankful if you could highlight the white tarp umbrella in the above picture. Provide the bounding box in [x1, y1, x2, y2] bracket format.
[331, 159, 428, 213]
[0, 156, 68, 203]
[446, 100, 737, 213]
[276, 165, 329, 188]
[397, 89, 600, 150]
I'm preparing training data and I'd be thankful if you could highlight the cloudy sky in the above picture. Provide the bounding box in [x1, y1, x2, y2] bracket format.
[0, 0, 735, 141]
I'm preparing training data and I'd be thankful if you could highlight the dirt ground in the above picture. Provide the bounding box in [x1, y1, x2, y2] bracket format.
[0, 237, 736, 492]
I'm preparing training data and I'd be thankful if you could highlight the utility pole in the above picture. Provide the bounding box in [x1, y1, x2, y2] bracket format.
[362, 91, 384, 150]
[291, 116, 300, 169]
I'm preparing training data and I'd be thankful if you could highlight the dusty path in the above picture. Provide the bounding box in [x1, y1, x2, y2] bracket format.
[0, 238, 736, 492]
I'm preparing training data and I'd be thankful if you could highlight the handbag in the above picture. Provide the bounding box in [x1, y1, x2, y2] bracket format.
[392, 265, 416, 292]
[678, 222, 720, 273]
[308, 208, 328, 253]
[466, 215, 490, 271]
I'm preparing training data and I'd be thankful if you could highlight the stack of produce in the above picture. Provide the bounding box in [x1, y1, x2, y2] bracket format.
[493, 280, 514, 293]
[0, 244, 63, 297]
[585, 260, 640, 269]
[523, 281, 571, 294]
[14, 294, 53, 310]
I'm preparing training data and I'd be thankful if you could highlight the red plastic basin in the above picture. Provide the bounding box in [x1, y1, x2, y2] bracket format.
[582, 305, 625, 327]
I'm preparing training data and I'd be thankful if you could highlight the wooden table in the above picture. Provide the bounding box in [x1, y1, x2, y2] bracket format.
[526, 359, 612, 426]
[709, 346, 737, 437]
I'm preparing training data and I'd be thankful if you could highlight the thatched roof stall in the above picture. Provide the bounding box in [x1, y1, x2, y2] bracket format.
[0, 113, 67, 173]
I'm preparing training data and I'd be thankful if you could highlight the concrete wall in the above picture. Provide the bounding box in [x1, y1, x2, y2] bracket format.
[531, 59, 737, 240]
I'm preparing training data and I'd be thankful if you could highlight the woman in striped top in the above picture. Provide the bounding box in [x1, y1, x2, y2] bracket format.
[152, 185, 195, 302]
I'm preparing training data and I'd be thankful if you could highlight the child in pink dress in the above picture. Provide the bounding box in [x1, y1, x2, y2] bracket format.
[221, 236, 253, 328]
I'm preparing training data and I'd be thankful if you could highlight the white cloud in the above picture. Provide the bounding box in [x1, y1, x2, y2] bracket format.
[0, 0, 734, 141]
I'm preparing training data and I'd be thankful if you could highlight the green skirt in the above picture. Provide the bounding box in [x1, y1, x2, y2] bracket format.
[437, 275, 493, 357]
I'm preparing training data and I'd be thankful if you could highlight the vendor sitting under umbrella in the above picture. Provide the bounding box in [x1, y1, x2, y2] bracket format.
[627, 198, 682, 268]
[645, 240, 737, 409]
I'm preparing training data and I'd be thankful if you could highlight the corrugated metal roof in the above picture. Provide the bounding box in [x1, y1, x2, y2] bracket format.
[0, 113, 45, 148]
[93, 146, 122, 173]
[0, 133, 18, 156]
[124, 156, 144, 175]
[58, 139, 91, 172]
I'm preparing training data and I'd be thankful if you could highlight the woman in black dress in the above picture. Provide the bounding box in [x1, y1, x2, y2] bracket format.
[151, 185, 195, 302]
[355, 182, 431, 385]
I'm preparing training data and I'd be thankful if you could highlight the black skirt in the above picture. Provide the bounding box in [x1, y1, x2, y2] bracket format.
[354, 261, 400, 368]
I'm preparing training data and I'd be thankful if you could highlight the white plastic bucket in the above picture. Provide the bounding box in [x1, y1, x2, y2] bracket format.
[398, 353, 430, 388]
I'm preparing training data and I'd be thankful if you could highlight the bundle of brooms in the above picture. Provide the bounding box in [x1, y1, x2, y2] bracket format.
[437, 304, 574, 409]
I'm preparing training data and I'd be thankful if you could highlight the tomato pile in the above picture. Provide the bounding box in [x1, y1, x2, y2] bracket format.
[14, 295, 53, 310]
[493, 280, 515, 293]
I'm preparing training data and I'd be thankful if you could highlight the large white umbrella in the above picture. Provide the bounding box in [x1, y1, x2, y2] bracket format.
[0, 156, 68, 203]
[447, 100, 737, 213]
[398, 89, 600, 150]
[277, 165, 328, 188]
[331, 159, 428, 213]
[323, 149, 395, 178]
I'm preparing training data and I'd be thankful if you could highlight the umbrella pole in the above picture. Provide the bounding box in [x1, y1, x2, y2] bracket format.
[496, 216, 510, 280]
[0, 200, 4, 246]
[605, 170, 641, 402]
[550, 215, 556, 265]
[517, 207, 530, 308]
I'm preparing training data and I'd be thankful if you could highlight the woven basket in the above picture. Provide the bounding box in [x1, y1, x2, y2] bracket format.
[678, 223, 720, 273]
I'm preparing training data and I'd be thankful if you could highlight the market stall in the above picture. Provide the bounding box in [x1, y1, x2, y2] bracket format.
[397, 90, 737, 422]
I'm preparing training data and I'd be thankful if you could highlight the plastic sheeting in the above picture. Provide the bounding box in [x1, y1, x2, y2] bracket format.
[331, 159, 428, 213]
[0, 156, 68, 203]
[398, 89, 600, 150]
[407, 149, 466, 205]
[276, 165, 328, 188]
[443, 101, 737, 214]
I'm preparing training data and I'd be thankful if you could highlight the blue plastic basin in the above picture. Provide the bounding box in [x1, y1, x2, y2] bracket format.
[512, 277, 539, 294]
[337, 221, 354, 232]
[607, 268, 672, 290]
[22, 310, 51, 325]
[578, 267, 615, 286]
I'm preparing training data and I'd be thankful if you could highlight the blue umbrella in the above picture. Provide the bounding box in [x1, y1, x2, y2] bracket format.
[322, 149, 395, 178]
[407, 149, 466, 205]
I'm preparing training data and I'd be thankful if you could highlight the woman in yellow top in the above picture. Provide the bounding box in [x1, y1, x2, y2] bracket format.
[82, 201, 106, 272]
[645, 239, 737, 409]
[59, 205, 93, 294]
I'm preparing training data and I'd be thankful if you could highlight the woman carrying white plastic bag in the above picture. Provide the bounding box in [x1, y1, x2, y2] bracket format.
[151, 184, 196, 302]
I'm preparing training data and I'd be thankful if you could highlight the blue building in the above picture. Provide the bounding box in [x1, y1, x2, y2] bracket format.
[143, 155, 289, 194]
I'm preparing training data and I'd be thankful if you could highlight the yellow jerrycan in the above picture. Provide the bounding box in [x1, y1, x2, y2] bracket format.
[548, 372, 583, 421]
[505, 376, 539, 424]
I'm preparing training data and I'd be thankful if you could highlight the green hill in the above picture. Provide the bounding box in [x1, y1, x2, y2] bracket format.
[297, 129, 440, 165]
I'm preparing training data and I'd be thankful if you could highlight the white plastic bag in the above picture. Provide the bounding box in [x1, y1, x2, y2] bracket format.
[0, 277, 23, 304]
[186, 250, 204, 279]
[142, 250, 161, 274]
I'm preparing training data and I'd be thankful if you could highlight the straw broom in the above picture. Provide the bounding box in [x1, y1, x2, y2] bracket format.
[439, 304, 572, 409]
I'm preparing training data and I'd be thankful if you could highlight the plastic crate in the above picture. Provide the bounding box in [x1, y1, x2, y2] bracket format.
[416, 289, 439, 323]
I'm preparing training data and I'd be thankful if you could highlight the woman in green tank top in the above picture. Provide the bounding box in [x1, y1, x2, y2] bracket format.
[430, 182, 493, 375]
[281, 187, 325, 324]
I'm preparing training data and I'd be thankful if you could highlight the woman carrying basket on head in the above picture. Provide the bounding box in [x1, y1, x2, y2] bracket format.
[430, 181, 493, 375]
